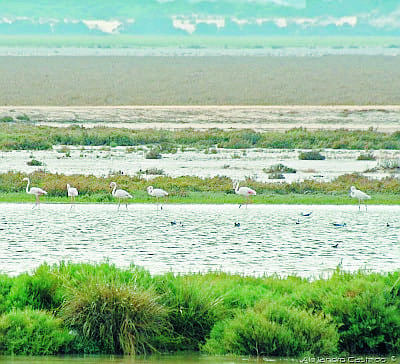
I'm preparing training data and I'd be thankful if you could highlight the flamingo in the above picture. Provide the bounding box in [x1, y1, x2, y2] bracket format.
[110, 182, 132, 209]
[23, 177, 47, 209]
[147, 186, 168, 210]
[67, 184, 78, 208]
[350, 186, 371, 211]
[233, 181, 256, 208]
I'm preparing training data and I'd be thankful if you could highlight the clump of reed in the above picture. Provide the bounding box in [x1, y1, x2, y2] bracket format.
[59, 281, 169, 355]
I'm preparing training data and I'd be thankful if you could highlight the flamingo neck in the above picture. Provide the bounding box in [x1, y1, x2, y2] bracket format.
[25, 179, 30, 193]
[112, 184, 117, 196]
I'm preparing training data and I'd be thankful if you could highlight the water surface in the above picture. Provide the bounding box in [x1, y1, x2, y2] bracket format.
[1, 203, 399, 278]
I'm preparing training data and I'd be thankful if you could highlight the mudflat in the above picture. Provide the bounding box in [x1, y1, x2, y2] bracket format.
[1, 55, 400, 105]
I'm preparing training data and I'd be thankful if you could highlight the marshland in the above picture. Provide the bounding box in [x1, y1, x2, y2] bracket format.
[2, 38, 400, 360]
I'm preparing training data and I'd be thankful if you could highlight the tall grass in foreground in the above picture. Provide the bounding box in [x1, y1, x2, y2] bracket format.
[60, 281, 169, 355]
[1, 263, 400, 356]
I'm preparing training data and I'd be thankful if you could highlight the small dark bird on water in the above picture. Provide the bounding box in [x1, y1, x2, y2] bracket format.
[301, 211, 313, 217]
[332, 243, 339, 248]
[234, 222, 240, 227]
[333, 223, 346, 227]
[387, 222, 390, 227]
[296, 219, 300, 225]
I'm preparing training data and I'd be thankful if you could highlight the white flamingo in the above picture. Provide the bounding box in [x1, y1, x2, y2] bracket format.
[67, 184, 78, 208]
[233, 181, 256, 208]
[23, 177, 47, 209]
[110, 182, 132, 209]
[147, 186, 168, 210]
[350, 186, 371, 211]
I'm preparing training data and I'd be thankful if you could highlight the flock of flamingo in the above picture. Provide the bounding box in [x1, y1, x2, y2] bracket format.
[22, 177, 371, 211]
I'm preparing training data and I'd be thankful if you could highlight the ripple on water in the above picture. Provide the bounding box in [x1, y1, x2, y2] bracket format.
[1, 203, 400, 277]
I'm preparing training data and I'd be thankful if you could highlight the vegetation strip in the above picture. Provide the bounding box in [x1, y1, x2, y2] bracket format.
[1, 124, 400, 150]
[0, 262, 399, 356]
[1, 171, 400, 205]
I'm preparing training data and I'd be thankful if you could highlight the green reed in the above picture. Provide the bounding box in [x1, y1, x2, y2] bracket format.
[1, 262, 400, 356]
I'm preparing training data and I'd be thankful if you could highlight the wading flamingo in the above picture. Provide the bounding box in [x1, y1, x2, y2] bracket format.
[350, 186, 371, 211]
[110, 182, 132, 209]
[23, 177, 47, 209]
[233, 181, 256, 208]
[147, 186, 168, 210]
[67, 184, 78, 208]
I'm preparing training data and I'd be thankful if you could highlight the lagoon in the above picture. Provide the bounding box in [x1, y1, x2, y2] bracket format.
[1, 203, 399, 278]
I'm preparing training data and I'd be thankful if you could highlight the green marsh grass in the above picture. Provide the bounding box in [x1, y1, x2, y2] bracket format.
[0, 308, 72, 355]
[3, 171, 400, 205]
[1, 263, 400, 356]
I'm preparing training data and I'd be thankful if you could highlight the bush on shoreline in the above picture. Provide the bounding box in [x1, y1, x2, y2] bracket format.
[0, 262, 400, 357]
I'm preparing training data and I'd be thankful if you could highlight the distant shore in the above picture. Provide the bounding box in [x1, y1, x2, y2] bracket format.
[1, 55, 400, 106]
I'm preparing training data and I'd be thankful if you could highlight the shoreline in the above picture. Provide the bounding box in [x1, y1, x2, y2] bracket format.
[3, 105, 400, 132]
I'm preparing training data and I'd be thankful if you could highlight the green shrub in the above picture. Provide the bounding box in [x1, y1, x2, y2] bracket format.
[155, 274, 225, 351]
[299, 150, 326, 160]
[59, 281, 169, 355]
[0, 308, 72, 355]
[7, 264, 63, 311]
[357, 152, 376, 161]
[264, 163, 297, 174]
[146, 148, 162, 159]
[204, 304, 338, 356]
[0, 116, 14, 123]
[323, 279, 400, 354]
[27, 159, 43, 166]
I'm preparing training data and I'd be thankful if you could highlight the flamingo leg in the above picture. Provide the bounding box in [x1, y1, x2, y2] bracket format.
[33, 195, 39, 209]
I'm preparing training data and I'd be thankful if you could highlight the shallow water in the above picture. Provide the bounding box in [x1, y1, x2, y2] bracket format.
[0, 353, 296, 364]
[1, 203, 399, 278]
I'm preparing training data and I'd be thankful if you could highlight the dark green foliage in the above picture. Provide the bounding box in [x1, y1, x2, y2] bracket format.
[0, 308, 72, 355]
[26, 158, 43, 166]
[299, 150, 326, 160]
